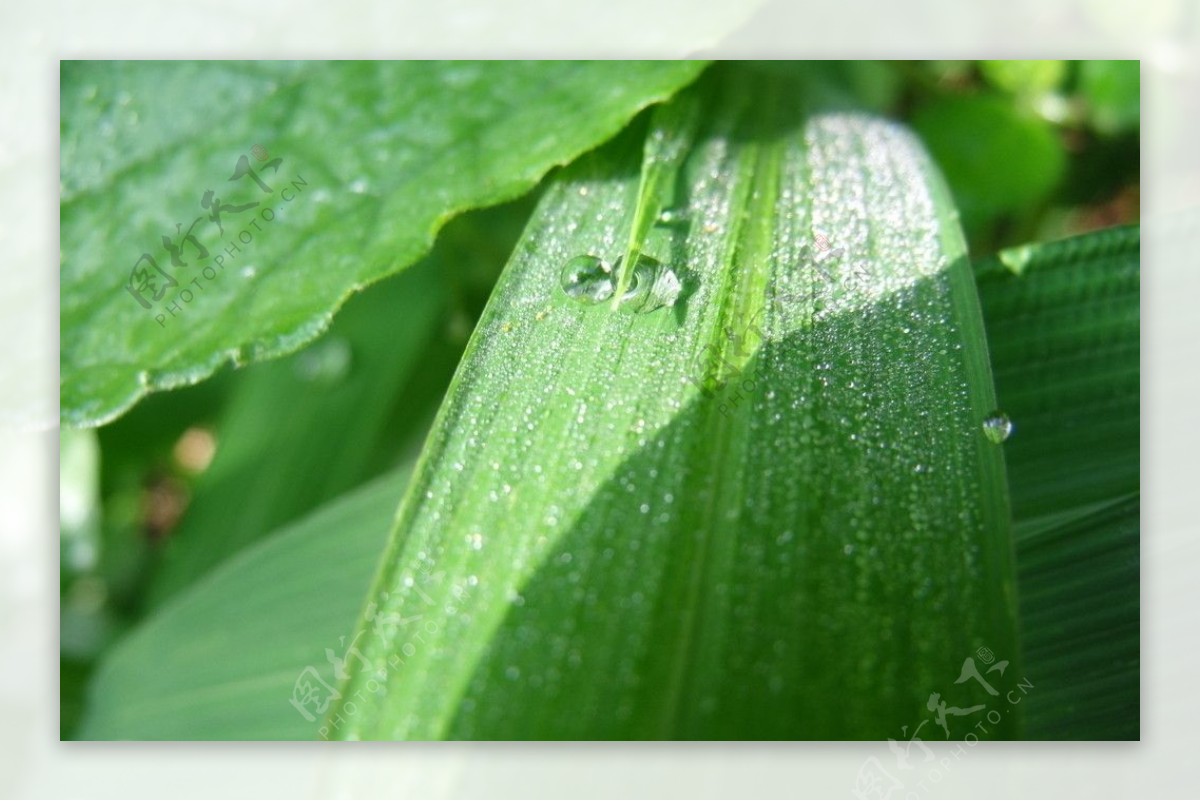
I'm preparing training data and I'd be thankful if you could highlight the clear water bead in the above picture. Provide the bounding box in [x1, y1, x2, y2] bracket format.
[982, 411, 1013, 444]
[617, 253, 682, 313]
[560, 255, 615, 303]
[560, 252, 682, 313]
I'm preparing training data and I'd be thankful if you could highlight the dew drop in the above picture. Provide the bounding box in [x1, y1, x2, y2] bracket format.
[561, 252, 682, 313]
[617, 253, 681, 313]
[982, 411, 1014, 444]
[560, 255, 615, 303]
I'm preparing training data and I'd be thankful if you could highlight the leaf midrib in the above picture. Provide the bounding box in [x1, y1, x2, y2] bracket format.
[657, 113, 785, 735]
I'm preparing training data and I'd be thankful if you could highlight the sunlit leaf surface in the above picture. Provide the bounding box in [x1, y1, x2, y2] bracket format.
[331, 70, 1020, 740]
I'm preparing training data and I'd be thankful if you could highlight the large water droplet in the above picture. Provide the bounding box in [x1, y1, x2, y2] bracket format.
[561, 252, 682, 313]
[560, 255, 614, 303]
[618, 253, 681, 314]
[982, 411, 1013, 444]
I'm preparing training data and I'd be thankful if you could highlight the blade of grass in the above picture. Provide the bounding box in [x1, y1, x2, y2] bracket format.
[611, 87, 701, 309]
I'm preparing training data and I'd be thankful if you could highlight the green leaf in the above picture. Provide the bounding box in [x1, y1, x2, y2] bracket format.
[978, 225, 1139, 739]
[60, 60, 709, 428]
[1078, 60, 1140, 135]
[979, 225, 1139, 521]
[1013, 493, 1139, 740]
[911, 94, 1065, 235]
[76, 468, 408, 740]
[328, 70, 1021, 740]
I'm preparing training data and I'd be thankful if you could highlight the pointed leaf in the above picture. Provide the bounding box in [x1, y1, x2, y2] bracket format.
[329, 73, 1021, 740]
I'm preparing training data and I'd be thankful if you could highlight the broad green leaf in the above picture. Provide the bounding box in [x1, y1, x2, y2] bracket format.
[911, 94, 1065, 236]
[60, 60, 708, 428]
[978, 225, 1140, 739]
[76, 468, 408, 740]
[329, 70, 1020, 740]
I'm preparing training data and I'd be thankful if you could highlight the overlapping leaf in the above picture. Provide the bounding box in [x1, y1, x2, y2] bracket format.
[61, 60, 708, 427]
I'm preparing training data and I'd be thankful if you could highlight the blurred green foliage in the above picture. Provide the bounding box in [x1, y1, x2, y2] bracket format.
[903, 60, 1139, 252]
